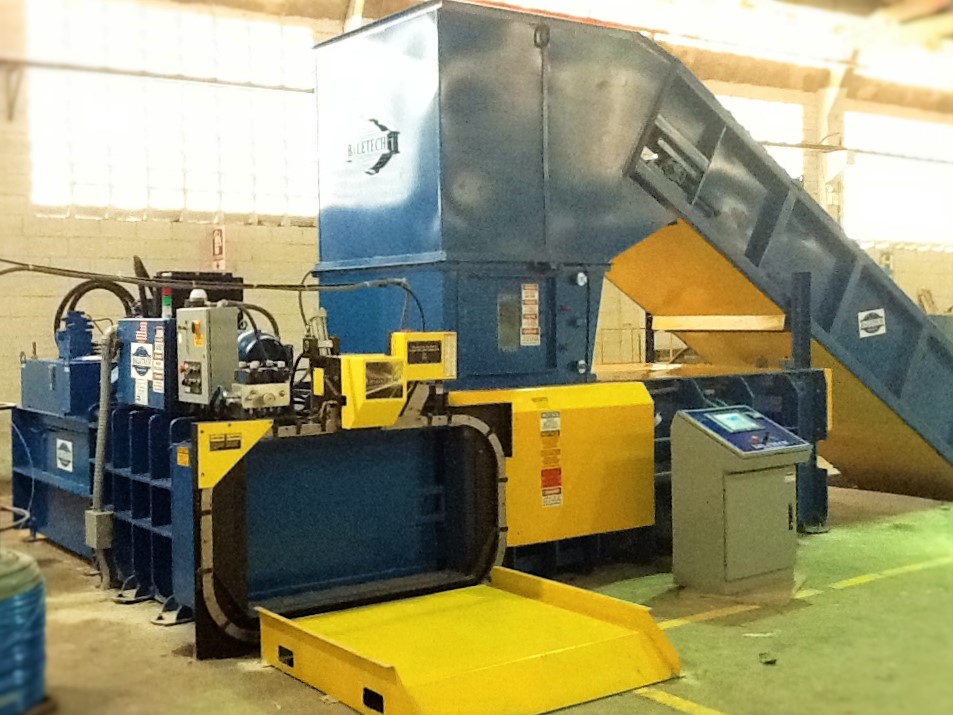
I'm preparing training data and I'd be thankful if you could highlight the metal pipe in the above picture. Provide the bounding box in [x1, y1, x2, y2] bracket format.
[91, 326, 117, 583]
[760, 140, 953, 167]
[791, 272, 812, 370]
[0, 57, 313, 94]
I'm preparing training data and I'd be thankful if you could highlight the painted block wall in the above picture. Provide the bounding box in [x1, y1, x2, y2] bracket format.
[0, 0, 340, 479]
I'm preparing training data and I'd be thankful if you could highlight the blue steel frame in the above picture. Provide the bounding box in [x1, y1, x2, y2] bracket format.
[12, 398, 196, 624]
[312, 0, 952, 499]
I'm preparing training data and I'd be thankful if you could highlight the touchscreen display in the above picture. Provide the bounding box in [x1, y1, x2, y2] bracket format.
[710, 411, 761, 433]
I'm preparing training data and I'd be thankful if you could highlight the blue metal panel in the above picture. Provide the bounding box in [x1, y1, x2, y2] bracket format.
[318, 263, 601, 388]
[437, 6, 546, 262]
[244, 429, 450, 602]
[12, 408, 94, 556]
[170, 423, 195, 611]
[316, 1, 953, 494]
[545, 19, 675, 263]
[117, 318, 176, 410]
[20, 358, 100, 417]
[315, 5, 443, 267]
[12, 478, 91, 558]
[13, 396, 194, 614]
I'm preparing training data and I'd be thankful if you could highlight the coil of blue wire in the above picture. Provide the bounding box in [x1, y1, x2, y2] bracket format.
[0, 548, 46, 715]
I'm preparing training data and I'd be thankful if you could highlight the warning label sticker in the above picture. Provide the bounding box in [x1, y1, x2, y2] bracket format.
[521, 283, 541, 347]
[540, 409, 563, 507]
[541, 467, 563, 507]
[153, 331, 165, 394]
[540, 411, 561, 434]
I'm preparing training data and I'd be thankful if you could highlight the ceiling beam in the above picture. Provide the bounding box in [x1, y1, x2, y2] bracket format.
[875, 0, 951, 22]
[345, 0, 366, 30]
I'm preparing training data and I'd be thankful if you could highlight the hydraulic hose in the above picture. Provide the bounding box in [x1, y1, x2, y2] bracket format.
[52, 280, 137, 336]
[132, 256, 156, 318]
[239, 302, 280, 339]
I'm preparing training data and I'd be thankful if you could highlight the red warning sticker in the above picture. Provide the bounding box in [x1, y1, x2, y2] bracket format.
[541, 467, 563, 507]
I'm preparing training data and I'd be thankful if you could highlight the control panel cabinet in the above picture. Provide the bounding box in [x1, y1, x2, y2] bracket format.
[671, 406, 812, 595]
[176, 306, 239, 405]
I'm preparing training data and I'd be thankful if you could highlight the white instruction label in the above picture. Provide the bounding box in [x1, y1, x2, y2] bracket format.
[55, 438, 73, 473]
[520, 283, 541, 347]
[540, 411, 561, 434]
[858, 309, 886, 338]
[134, 380, 149, 406]
[443, 333, 458, 380]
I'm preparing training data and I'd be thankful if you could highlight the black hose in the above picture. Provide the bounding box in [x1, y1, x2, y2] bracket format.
[52, 280, 137, 336]
[290, 353, 306, 391]
[239, 303, 281, 338]
[404, 285, 426, 331]
[298, 269, 312, 329]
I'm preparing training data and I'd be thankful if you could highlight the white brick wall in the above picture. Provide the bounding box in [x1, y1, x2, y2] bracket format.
[0, 0, 339, 480]
[867, 248, 953, 314]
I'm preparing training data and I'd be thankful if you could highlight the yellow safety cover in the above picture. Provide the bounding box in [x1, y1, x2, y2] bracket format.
[449, 383, 656, 546]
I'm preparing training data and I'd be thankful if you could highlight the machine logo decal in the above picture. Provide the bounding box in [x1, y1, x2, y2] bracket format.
[857, 309, 886, 338]
[347, 119, 400, 175]
[56, 438, 74, 473]
[130, 343, 154, 380]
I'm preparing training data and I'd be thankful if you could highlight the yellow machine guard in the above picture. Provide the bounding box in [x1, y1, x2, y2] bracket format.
[608, 219, 953, 498]
[259, 566, 679, 715]
[449, 383, 656, 547]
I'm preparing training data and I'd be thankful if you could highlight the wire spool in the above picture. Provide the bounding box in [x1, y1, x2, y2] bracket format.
[0, 549, 46, 715]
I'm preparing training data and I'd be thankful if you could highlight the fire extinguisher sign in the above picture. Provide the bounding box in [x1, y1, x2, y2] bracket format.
[211, 226, 226, 271]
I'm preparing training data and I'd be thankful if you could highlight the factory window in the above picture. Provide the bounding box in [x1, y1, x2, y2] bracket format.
[27, 0, 319, 218]
[842, 111, 953, 250]
[716, 95, 806, 181]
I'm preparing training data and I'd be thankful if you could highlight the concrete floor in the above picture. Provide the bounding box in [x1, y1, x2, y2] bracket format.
[3, 486, 952, 715]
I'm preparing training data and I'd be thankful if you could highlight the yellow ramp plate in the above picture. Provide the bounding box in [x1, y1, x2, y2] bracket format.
[259, 567, 680, 715]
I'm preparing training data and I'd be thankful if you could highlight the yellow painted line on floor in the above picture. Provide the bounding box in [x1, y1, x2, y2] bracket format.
[659, 603, 760, 631]
[829, 555, 953, 590]
[652, 556, 952, 632]
[638, 686, 731, 715]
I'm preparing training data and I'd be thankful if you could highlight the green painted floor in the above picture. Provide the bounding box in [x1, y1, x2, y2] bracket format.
[4, 486, 952, 715]
[562, 488, 953, 715]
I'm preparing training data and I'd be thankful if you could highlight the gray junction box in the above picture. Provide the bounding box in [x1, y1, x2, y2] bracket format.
[671, 406, 812, 595]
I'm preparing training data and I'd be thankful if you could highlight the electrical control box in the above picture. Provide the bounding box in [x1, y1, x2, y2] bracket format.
[390, 331, 458, 382]
[176, 306, 239, 405]
[671, 406, 811, 595]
